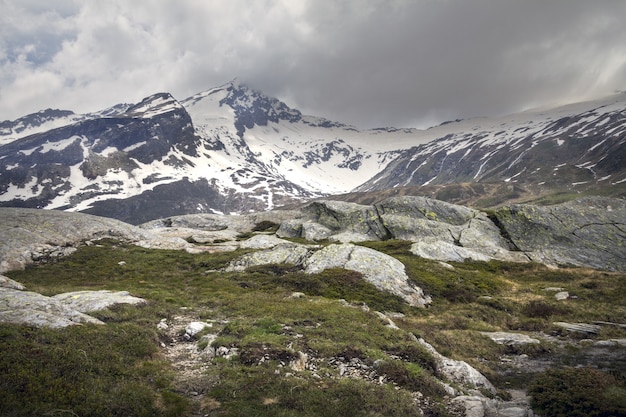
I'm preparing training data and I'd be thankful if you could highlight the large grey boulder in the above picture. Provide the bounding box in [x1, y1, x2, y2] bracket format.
[417, 337, 496, 394]
[281, 196, 624, 271]
[375, 196, 511, 250]
[141, 210, 300, 234]
[493, 197, 626, 271]
[301, 200, 390, 240]
[0, 285, 147, 328]
[0, 287, 104, 328]
[226, 241, 431, 307]
[285, 197, 527, 265]
[304, 244, 431, 307]
[51, 290, 146, 313]
[225, 243, 313, 272]
[0, 208, 156, 274]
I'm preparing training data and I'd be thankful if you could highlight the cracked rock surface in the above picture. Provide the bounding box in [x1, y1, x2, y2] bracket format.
[493, 197, 626, 271]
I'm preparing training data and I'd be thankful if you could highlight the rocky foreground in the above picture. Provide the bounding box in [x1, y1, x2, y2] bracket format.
[1, 196, 625, 327]
[1, 196, 625, 416]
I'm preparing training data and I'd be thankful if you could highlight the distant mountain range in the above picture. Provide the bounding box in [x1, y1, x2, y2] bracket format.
[1, 80, 624, 223]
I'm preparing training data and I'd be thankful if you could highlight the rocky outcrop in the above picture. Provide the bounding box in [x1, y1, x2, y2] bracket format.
[304, 243, 431, 307]
[226, 241, 431, 307]
[51, 290, 145, 313]
[279, 197, 524, 262]
[277, 196, 625, 271]
[0, 285, 146, 328]
[417, 338, 496, 394]
[493, 197, 626, 271]
[0, 208, 153, 274]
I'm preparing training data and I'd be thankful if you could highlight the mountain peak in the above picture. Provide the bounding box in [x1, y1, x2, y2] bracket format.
[123, 93, 184, 118]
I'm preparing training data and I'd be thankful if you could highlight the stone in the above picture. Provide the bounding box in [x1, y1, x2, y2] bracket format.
[410, 240, 492, 263]
[0, 287, 149, 328]
[51, 290, 146, 313]
[553, 322, 602, 334]
[304, 243, 431, 307]
[0, 275, 25, 290]
[289, 292, 306, 299]
[239, 234, 288, 249]
[302, 200, 389, 240]
[493, 197, 626, 272]
[593, 339, 626, 347]
[290, 351, 308, 371]
[451, 396, 487, 417]
[0, 287, 104, 328]
[0, 207, 195, 274]
[185, 321, 212, 339]
[301, 221, 333, 241]
[554, 291, 569, 301]
[157, 318, 169, 331]
[276, 219, 303, 238]
[226, 242, 430, 306]
[417, 338, 496, 394]
[225, 243, 313, 272]
[328, 231, 375, 243]
[481, 332, 541, 346]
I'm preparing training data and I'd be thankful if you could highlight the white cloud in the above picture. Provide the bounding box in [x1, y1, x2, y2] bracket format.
[1, 0, 626, 128]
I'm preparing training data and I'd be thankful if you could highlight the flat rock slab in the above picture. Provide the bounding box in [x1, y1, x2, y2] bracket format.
[553, 321, 602, 334]
[51, 290, 146, 313]
[0, 287, 103, 328]
[481, 331, 541, 346]
[0, 287, 147, 328]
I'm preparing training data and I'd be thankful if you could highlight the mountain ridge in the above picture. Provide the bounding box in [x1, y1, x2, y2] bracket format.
[1, 81, 624, 223]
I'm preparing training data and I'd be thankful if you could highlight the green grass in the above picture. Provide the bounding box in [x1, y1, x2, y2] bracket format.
[0, 322, 187, 417]
[3, 238, 626, 416]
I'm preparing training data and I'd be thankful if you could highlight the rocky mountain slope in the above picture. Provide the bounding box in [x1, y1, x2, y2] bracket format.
[0, 81, 422, 223]
[357, 93, 626, 197]
[2, 82, 624, 223]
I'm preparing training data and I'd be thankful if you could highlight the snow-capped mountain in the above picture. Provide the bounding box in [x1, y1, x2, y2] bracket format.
[1, 80, 624, 223]
[357, 92, 626, 196]
[0, 80, 425, 223]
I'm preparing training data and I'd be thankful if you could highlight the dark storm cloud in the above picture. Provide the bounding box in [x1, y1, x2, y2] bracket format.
[1, 0, 625, 128]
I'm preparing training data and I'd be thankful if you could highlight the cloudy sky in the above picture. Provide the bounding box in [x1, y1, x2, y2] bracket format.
[1, 0, 625, 129]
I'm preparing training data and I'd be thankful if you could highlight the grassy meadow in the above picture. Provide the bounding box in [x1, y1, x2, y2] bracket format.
[2, 237, 625, 416]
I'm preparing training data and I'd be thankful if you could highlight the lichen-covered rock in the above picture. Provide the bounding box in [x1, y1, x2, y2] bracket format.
[0, 208, 154, 274]
[226, 242, 430, 306]
[302, 200, 389, 240]
[410, 239, 530, 263]
[0, 275, 25, 290]
[417, 337, 496, 393]
[0, 288, 104, 328]
[376, 196, 511, 249]
[481, 332, 540, 346]
[494, 197, 626, 271]
[301, 221, 333, 241]
[141, 210, 300, 234]
[0, 286, 147, 328]
[375, 196, 478, 226]
[276, 219, 304, 238]
[304, 243, 431, 307]
[225, 243, 313, 272]
[239, 234, 289, 249]
[410, 240, 493, 263]
[51, 290, 146, 313]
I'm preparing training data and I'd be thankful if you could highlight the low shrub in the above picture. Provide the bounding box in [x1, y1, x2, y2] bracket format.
[522, 300, 568, 319]
[252, 220, 280, 232]
[528, 367, 626, 417]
